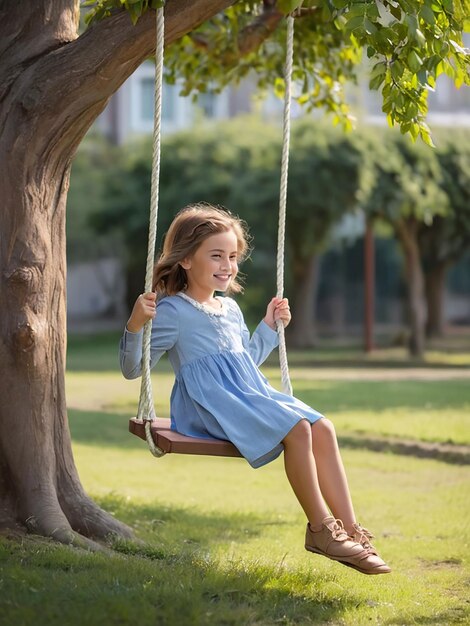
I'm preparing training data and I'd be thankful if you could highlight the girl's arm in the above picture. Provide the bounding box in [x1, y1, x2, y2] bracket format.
[237, 297, 288, 366]
[119, 296, 178, 379]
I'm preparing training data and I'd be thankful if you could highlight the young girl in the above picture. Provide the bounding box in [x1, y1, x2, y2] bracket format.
[120, 203, 391, 576]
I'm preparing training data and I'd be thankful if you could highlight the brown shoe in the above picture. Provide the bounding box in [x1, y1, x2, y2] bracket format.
[305, 517, 391, 575]
[349, 522, 392, 575]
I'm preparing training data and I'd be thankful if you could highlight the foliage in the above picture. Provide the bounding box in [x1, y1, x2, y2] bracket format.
[82, 0, 470, 143]
[82, 0, 165, 26]
[418, 129, 470, 271]
[67, 136, 123, 263]
[363, 128, 448, 225]
[87, 117, 369, 318]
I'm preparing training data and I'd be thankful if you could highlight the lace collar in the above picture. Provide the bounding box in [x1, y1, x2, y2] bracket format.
[176, 291, 228, 317]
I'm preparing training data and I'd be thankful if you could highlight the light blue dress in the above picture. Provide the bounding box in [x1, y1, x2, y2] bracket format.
[119, 293, 323, 468]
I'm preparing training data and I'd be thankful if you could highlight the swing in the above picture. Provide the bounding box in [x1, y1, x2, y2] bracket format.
[129, 6, 295, 458]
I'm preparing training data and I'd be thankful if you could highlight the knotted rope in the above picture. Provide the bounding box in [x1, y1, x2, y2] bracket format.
[137, 9, 295, 455]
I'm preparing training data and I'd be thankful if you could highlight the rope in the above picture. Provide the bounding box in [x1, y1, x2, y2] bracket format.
[136, 5, 166, 457]
[276, 15, 294, 396]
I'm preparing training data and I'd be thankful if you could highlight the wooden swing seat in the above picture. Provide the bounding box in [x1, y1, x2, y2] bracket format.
[129, 417, 242, 457]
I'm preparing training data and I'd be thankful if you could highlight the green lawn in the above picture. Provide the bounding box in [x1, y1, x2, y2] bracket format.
[1, 334, 469, 625]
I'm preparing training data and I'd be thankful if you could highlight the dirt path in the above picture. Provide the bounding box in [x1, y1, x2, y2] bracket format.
[288, 367, 470, 381]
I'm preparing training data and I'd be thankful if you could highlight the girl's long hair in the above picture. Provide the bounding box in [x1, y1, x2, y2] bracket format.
[152, 203, 250, 296]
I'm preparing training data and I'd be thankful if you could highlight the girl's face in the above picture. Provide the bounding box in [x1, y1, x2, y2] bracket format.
[181, 230, 239, 297]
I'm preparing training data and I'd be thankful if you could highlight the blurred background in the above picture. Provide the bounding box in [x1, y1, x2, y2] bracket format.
[66, 61, 470, 359]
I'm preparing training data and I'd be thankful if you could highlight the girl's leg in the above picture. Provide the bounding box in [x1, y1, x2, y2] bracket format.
[310, 418, 356, 534]
[283, 419, 391, 574]
[282, 420, 330, 527]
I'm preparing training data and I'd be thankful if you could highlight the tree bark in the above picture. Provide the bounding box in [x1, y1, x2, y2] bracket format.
[0, 0, 233, 543]
[288, 254, 320, 348]
[425, 262, 448, 338]
[395, 221, 426, 358]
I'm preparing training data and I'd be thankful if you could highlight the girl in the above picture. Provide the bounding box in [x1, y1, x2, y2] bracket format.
[120, 203, 391, 576]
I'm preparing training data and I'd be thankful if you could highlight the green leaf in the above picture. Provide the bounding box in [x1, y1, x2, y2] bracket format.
[420, 127, 436, 147]
[408, 50, 424, 73]
[345, 15, 364, 31]
[420, 5, 436, 24]
[364, 18, 377, 34]
[391, 60, 404, 80]
[389, 4, 401, 20]
[369, 73, 385, 90]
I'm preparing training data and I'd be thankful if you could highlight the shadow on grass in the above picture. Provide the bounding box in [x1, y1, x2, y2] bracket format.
[0, 494, 364, 626]
[95, 493, 364, 624]
[338, 435, 470, 465]
[69, 409, 143, 449]
[95, 492, 282, 551]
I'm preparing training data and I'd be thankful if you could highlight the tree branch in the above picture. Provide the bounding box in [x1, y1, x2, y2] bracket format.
[189, 2, 283, 66]
[0, 1, 80, 69]
[3, 0, 234, 162]
[237, 4, 284, 56]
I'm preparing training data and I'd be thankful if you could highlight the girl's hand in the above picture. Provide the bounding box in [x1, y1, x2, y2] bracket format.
[126, 292, 157, 333]
[263, 297, 291, 330]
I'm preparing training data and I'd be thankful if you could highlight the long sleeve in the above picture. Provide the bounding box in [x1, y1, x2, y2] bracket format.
[240, 314, 279, 367]
[119, 299, 179, 379]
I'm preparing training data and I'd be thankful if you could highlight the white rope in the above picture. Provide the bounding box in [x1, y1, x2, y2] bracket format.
[137, 5, 166, 457]
[276, 15, 294, 396]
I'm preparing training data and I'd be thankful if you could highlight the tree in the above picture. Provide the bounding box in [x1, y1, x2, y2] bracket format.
[0, 0, 468, 545]
[419, 132, 470, 337]
[364, 131, 448, 357]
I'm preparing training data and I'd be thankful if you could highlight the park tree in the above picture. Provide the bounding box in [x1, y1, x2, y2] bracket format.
[364, 132, 449, 357]
[0, 0, 468, 545]
[419, 132, 470, 337]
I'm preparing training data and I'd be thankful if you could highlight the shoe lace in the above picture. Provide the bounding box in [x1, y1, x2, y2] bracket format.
[352, 523, 375, 549]
[330, 519, 349, 541]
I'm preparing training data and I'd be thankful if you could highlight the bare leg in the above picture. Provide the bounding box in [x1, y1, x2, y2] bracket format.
[282, 420, 330, 527]
[310, 418, 356, 534]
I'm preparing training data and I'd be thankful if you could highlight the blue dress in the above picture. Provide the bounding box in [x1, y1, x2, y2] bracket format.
[119, 293, 323, 468]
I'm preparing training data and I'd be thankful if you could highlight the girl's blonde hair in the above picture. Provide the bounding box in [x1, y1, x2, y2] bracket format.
[153, 203, 250, 295]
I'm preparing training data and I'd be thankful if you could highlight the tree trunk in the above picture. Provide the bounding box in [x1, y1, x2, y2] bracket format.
[288, 254, 320, 348]
[425, 262, 448, 338]
[395, 221, 426, 358]
[0, 0, 233, 543]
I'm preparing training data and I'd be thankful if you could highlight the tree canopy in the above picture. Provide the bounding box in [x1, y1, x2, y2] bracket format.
[83, 0, 470, 143]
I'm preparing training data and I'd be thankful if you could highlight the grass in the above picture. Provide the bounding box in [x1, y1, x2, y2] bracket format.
[1, 333, 469, 625]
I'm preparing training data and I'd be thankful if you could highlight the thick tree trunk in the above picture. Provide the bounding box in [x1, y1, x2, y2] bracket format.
[395, 221, 426, 358]
[288, 254, 320, 348]
[0, 0, 233, 543]
[425, 262, 448, 338]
